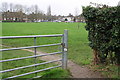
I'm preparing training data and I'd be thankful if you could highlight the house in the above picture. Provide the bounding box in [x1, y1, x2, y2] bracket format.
[57, 13, 85, 22]
[57, 14, 75, 22]
[77, 15, 85, 22]
[2, 10, 27, 22]
[64, 13, 74, 22]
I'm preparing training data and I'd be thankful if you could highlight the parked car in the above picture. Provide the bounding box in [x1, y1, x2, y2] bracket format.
[41, 20, 48, 22]
[53, 20, 61, 22]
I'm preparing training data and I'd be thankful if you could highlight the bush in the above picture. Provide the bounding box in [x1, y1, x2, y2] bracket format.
[83, 6, 120, 65]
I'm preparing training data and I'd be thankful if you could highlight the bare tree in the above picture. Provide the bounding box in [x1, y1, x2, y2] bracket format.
[89, 2, 110, 8]
[9, 3, 14, 12]
[22, 6, 32, 14]
[29, 5, 45, 21]
[29, 5, 36, 13]
[1, 2, 51, 22]
[47, 5, 51, 16]
[1, 2, 8, 12]
[25, 7, 33, 14]
[34, 5, 39, 14]
[37, 11, 45, 20]
[14, 4, 23, 12]
[74, 8, 79, 17]
[47, 5, 52, 21]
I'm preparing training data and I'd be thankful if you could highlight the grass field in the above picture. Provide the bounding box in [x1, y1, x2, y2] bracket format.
[1, 46, 69, 79]
[1, 22, 119, 78]
[2, 22, 90, 79]
[2, 22, 92, 65]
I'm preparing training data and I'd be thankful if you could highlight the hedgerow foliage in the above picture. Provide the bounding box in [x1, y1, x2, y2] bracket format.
[83, 6, 120, 64]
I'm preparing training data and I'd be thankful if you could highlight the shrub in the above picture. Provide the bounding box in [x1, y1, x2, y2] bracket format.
[83, 6, 120, 65]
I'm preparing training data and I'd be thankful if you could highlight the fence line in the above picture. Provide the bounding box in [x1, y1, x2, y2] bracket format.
[0, 30, 68, 80]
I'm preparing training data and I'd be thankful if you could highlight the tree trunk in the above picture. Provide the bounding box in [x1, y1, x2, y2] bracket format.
[93, 49, 100, 65]
[115, 51, 120, 65]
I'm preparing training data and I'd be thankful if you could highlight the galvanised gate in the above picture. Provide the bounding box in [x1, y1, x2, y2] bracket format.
[0, 30, 68, 80]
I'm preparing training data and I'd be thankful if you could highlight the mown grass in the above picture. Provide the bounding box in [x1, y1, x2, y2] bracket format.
[2, 22, 91, 78]
[1, 47, 70, 79]
[2, 22, 119, 78]
[2, 22, 92, 65]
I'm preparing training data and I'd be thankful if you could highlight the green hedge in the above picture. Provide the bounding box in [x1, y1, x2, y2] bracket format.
[83, 6, 120, 64]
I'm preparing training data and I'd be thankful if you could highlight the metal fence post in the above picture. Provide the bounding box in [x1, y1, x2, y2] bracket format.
[62, 29, 68, 69]
[34, 37, 37, 77]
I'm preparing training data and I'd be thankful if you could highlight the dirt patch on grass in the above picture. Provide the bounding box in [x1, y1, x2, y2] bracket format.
[23, 49, 105, 78]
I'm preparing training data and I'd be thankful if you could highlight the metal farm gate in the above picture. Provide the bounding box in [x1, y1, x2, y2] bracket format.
[0, 30, 68, 80]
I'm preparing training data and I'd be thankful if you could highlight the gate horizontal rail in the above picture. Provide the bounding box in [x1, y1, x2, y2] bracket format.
[0, 43, 61, 51]
[4, 65, 62, 80]
[0, 59, 62, 73]
[0, 52, 62, 62]
[0, 34, 63, 39]
[0, 30, 68, 80]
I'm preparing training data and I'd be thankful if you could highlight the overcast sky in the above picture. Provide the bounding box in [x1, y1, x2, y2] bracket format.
[1, 0, 119, 16]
